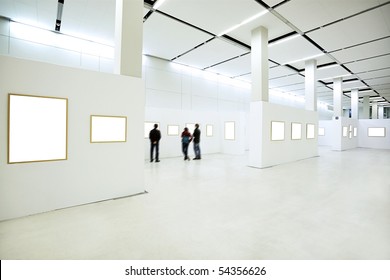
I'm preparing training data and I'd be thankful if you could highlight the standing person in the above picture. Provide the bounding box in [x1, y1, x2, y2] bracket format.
[181, 127, 192, 161]
[192, 123, 201, 160]
[149, 123, 161, 162]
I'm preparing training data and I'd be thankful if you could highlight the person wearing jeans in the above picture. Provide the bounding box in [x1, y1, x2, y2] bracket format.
[149, 123, 161, 162]
[192, 123, 201, 160]
[181, 127, 192, 161]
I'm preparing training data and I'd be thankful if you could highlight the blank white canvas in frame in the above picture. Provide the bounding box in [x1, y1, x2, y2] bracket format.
[225, 122, 235, 140]
[8, 94, 67, 163]
[291, 123, 302, 140]
[91, 116, 127, 142]
[271, 121, 284, 141]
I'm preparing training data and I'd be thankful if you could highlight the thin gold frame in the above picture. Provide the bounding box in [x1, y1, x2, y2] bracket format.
[367, 127, 386, 137]
[306, 123, 316, 139]
[167, 124, 180, 136]
[90, 115, 127, 143]
[224, 121, 235, 141]
[8, 93, 68, 164]
[270, 121, 285, 141]
[291, 122, 302, 140]
[206, 124, 213, 137]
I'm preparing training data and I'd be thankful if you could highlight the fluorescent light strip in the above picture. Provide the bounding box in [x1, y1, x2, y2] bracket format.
[218, 10, 268, 37]
[283, 53, 325, 65]
[268, 34, 301, 47]
[153, 0, 167, 10]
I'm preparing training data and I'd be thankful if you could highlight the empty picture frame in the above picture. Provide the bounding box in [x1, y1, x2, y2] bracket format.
[144, 122, 159, 138]
[342, 126, 348, 137]
[90, 115, 127, 143]
[186, 123, 196, 133]
[8, 93, 68, 164]
[206, 124, 213, 137]
[291, 122, 302, 140]
[368, 127, 386, 137]
[318, 127, 325, 136]
[224, 121, 235, 140]
[353, 127, 357, 137]
[167, 125, 179, 136]
[306, 123, 315, 139]
[271, 121, 284, 141]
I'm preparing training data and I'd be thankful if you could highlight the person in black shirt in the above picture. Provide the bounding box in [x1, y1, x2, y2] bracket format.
[149, 123, 161, 162]
[192, 123, 201, 160]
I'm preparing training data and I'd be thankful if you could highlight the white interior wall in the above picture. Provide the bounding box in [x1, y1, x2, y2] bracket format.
[332, 117, 359, 151]
[0, 56, 145, 221]
[318, 120, 334, 146]
[358, 119, 390, 149]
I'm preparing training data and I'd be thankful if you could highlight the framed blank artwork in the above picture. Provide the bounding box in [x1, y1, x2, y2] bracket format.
[224, 121, 235, 140]
[8, 93, 68, 164]
[90, 115, 127, 143]
[342, 126, 348, 137]
[206, 124, 213, 137]
[186, 123, 196, 133]
[144, 122, 159, 139]
[306, 124, 315, 139]
[271, 121, 284, 141]
[167, 125, 179, 136]
[368, 127, 386, 137]
[353, 127, 357, 137]
[318, 127, 325, 136]
[291, 122, 302, 140]
[349, 124, 353, 132]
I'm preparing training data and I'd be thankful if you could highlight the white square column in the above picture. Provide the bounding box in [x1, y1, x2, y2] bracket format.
[372, 102, 378, 119]
[379, 106, 384, 119]
[333, 77, 343, 118]
[115, 0, 143, 78]
[305, 59, 317, 111]
[251, 26, 269, 102]
[351, 89, 359, 119]
[362, 96, 370, 119]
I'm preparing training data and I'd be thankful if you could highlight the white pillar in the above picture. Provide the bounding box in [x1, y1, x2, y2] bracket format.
[378, 106, 384, 119]
[351, 89, 359, 119]
[251, 26, 269, 102]
[333, 77, 343, 118]
[305, 59, 317, 111]
[372, 102, 378, 119]
[363, 96, 370, 119]
[115, 0, 143, 77]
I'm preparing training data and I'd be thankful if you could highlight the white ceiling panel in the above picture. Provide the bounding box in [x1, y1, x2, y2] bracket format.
[345, 54, 390, 73]
[356, 68, 390, 80]
[365, 77, 390, 86]
[263, 0, 286, 8]
[301, 65, 350, 81]
[342, 80, 368, 91]
[268, 35, 323, 65]
[159, 0, 265, 36]
[289, 54, 334, 70]
[371, 83, 390, 90]
[331, 37, 390, 64]
[307, 6, 390, 52]
[143, 8, 150, 17]
[276, 0, 384, 32]
[228, 12, 293, 45]
[207, 53, 251, 77]
[236, 73, 251, 83]
[143, 13, 213, 60]
[269, 65, 297, 79]
[269, 74, 305, 88]
[174, 38, 248, 69]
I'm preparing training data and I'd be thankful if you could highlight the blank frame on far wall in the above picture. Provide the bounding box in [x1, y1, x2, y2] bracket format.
[342, 126, 348, 137]
[144, 122, 159, 138]
[368, 127, 386, 137]
[318, 127, 325, 136]
[206, 124, 213, 137]
[291, 122, 302, 140]
[224, 121, 235, 140]
[306, 123, 315, 139]
[167, 125, 180, 136]
[8, 93, 68, 164]
[90, 115, 127, 143]
[271, 121, 284, 141]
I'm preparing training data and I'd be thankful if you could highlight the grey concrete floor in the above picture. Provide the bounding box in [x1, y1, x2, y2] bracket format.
[0, 147, 389, 259]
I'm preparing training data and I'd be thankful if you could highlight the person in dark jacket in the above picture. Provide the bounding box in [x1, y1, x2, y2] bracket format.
[181, 127, 192, 161]
[192, 123, 201, 160]
[149, 123, 161, 162]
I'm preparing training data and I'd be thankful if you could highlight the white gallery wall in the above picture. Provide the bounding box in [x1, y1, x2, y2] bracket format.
[332, 117, 359, 151]
[0, 55, 145, 221]
[318, 120, 333, 146]
[359, 119, 390, 149]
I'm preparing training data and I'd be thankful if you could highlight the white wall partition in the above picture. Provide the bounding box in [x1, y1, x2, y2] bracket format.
[0, 56, 145, 221]
[249, 101, 318, 168]
[359, 119, 390, 149]
[318, 120, 333, 146]
[332, 117, 359, 151]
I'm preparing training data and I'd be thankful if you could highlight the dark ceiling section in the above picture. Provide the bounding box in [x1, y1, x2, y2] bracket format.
[143, 0, 390, 106]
